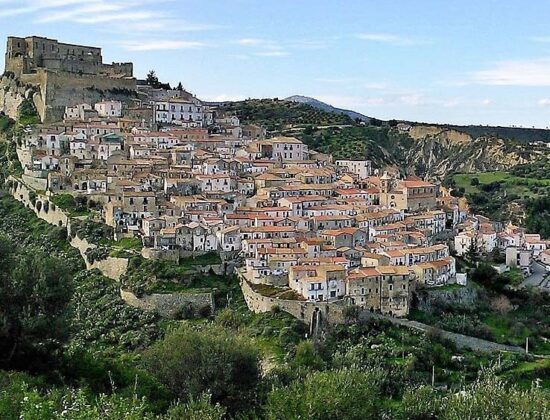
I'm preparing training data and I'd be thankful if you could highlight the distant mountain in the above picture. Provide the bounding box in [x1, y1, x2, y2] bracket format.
[285, 95, 371, 123]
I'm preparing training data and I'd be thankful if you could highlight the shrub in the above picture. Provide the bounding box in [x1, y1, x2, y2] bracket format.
[143, 324, 260, 414]
[266, 368, 384, 419]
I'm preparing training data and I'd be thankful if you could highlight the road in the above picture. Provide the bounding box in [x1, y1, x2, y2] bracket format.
[521, 261, 550, 290]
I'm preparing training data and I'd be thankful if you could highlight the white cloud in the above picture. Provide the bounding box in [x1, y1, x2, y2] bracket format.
[537, 98, 550, 106]
[399, 94, 425, 106]
[363, 82, 388, 90]
[530, 36, 550, 43]
[290, 39, 329, 50]
[255, 50, 289, 57]
[119, 40, 206, 51]
[236, 38, 264, 46]
[481, 99, 493, 106]
[314, 77, 359, 84]
[356, 33, 424, 46]
[0, 0, 217, 36]
[473, 58, 550, 86]
[365, 97, 386, 106]
[443, 98, 462, 108]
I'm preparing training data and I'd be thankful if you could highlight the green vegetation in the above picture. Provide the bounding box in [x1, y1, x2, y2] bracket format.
[143, 324, 260, 414]
[451, 170, 550, 230]
[448, 123, 550, 144]
[0, 114, 23, 178]
[302, 125, 415, 162]
[121, 254, 228, 298]
[0, 236, 73, 371]
[524, 195, 550, 238]
[0, 193, 81, 261]
[69, 270, 160, 351]
[410, 264, 550, 354]
[50, 193, 92, 216]
[17, 99, 40, 126]
[218, 98, 353, 131]
[70, 218, 114, 246]
[453, 171, 550, 196]
[266, 368, 384, 419]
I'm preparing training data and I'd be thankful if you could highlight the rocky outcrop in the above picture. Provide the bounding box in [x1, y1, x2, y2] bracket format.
[0, 75, 34, 120]
[396, 125, 536, 178]
[413, 285, 480, 313]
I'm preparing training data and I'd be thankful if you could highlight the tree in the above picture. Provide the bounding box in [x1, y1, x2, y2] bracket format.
[292, 340, 324, 370]
[146, 70, 159, 88]
[0, 238, 73, 370]
[143, 324, 260, 414]
[176, 82, 183, 91]
[465, 237, 479, 262]
[470, 263, 503, 292]
[266, 368, 383, 419]
[470, 177, 480, 186]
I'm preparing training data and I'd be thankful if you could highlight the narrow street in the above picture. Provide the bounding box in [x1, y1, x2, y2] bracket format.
[521, 261, 550, 291]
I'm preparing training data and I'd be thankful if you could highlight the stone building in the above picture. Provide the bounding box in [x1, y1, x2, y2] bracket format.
[2, 35, 136, 123]
[5, 36, 133, 78]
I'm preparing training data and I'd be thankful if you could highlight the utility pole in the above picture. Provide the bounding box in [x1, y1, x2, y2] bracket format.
[526, 337, 529, 354]
[432, 365, 435, 387]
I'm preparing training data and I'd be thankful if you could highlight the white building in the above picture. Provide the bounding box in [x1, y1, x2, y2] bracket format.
[153, 97, 208, 127]
[64, 103, 92, 121]
[94, 101, 122, 118]
[335, 159, 372, 179]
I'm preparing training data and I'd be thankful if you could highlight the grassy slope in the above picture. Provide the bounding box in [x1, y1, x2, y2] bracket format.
[454, 171, 550, 196]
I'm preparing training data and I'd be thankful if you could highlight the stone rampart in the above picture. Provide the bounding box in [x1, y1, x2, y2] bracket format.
[41, 70, 137, 122]
[9, 177, 68, 226]
[120, 289, 214, 318]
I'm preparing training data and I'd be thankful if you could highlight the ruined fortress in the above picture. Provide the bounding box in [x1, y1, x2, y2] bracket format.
[1, 36, 137, 122]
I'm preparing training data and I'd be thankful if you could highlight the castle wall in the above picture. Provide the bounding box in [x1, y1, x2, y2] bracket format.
[42, 71, 136, 122]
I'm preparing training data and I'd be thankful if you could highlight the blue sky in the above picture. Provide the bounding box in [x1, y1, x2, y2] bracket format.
[2, 0, 550, 127]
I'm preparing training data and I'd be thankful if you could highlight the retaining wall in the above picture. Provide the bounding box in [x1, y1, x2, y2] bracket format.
[69, 234, 128, 281]
[9, 177, 69, 226]
[120, 289, 215, 318]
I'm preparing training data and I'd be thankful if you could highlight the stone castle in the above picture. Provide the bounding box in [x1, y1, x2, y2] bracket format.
[5, 36, 133, 78]
[1, 36, 137, 123]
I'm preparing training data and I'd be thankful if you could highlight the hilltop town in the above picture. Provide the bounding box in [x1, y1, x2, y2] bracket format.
[1, 34, 549, 419]
[2, 36, 549, 323]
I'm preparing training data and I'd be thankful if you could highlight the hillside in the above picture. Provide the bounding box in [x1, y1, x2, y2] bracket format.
[285, 95, 371, 122]
[282, 95, 550, 144]
[216, 98, 354, 131]
[218, 99, 547, 178]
